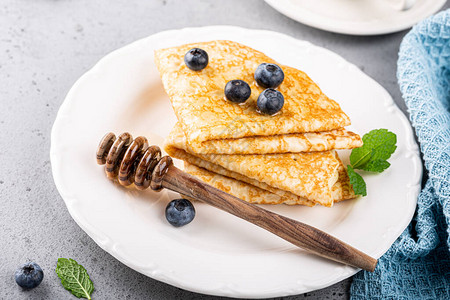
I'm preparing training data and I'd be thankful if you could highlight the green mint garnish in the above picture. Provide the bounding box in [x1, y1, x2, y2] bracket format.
[56, 258, 94, 299]
[347, 129, 397, 196]
[350, 129, 397, 171]
[347, 165, 367, 196]
[363, 159, 391, 173]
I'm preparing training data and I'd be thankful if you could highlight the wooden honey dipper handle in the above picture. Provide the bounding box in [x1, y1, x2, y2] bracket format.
[164, 167, 377, 271]
[97, 133, 377, 272]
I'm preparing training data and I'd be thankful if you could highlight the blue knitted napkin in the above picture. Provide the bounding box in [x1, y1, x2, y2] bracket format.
[350, 10, 450, 300]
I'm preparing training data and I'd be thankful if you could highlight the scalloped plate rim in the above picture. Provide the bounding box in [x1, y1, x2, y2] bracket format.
[264, 0, 447, 35]
[50, 25, 422, 298]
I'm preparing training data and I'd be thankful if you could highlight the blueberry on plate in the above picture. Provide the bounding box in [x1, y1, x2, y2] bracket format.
[254, 63, 284, 89]
[257, 88, 285, 115]
[165, 199, 196, 227]
[15, 262, 44, 289]
[224, 80, 251, 103]
[184, 48, 208, 71]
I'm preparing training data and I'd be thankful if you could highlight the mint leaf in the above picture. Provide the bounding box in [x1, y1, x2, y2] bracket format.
[350, 129, 396, 171]
[56, 258, 94, 299]
[350, 148, 374, 170]
[364, 159, 390, 173]
[347, 165, 367, 196]
[361, 129, 397, 161]
[347, 129, 397, 196]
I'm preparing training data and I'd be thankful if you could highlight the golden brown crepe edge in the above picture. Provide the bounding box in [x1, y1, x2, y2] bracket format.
[154, 40, 352, 144]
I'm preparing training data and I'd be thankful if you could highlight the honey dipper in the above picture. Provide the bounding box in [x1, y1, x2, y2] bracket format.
[96, 132, 377, 272]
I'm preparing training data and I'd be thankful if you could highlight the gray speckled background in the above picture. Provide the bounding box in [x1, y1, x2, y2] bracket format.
[1, 0, 448, 299]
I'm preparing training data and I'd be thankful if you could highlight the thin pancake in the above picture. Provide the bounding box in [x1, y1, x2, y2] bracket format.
[165, 130, 355, 207]
[168, 144, 312, 204]
[184, 163, 355, 206]
[183, 163, 313, 206]
[154, 40, 351, 147]
[169, 122, 362, 154]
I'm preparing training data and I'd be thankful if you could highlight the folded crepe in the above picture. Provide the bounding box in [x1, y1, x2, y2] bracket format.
[156, 40, 358, 206]
[183, 163, 311, 206]
[189, 128, 362, 154]
[154, 40, 359, 152]
[164, 127, 355, 207]
[168, 121, 362, 154]
[183, 162, 354, 206]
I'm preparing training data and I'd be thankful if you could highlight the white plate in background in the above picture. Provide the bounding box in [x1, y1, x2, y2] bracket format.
[51, 26, 421, 298]
[265, 0, 446, 35]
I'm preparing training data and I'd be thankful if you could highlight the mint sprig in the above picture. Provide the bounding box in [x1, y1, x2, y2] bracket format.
[347, 165, 366, 196]
[347, 129, 397, 196]
[56, 258, 94, 299]
[350, 129, 397, 171]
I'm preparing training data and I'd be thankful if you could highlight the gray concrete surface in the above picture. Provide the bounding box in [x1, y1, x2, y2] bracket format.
[1, 0, 448, 299]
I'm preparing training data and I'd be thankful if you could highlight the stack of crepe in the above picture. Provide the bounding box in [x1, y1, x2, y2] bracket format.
[155, 40, 362, 207]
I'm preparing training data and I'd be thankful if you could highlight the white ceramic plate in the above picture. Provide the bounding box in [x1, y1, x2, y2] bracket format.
[51, 26, 422, 298]
[265, 0, 446, 35]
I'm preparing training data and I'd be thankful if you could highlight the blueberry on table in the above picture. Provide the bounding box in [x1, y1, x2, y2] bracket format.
[184, 48, 208, 71]
[257, 88, 285, 115]
[254, 63, 284, 89]
[15, 262, 44, 289]
[165, 199, 196, 227]
[224, 80, 251, 103]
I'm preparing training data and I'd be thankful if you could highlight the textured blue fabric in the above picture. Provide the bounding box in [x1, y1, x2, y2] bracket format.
[350, 9, 450, 300]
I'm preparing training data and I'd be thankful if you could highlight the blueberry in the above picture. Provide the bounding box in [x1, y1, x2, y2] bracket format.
[224, 80, 251, 103]
[165, 199, 195, 227]
[257, 89, 285, 115]
[254, 63, 284, 89]
[184, 48, 208, 71]
[15, 262, 44, 289]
